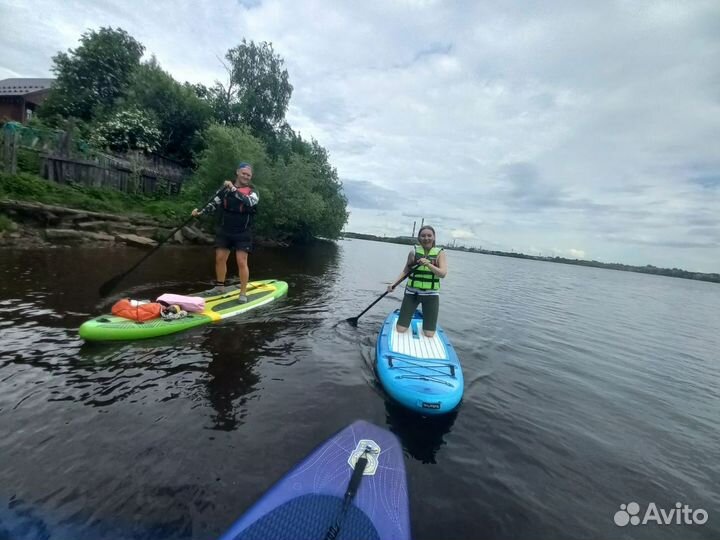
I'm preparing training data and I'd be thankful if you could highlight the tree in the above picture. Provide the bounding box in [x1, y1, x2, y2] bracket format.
[253, 136, 347, 241]
[91, 107, 160, 153]
[190, 124, 268, 199]
[190, 124, 348, 242]
[129, 58, 212, 165]
[265, 152, 347, 241]
[209, 40, 293, 139]
[40, 27, 145, 124]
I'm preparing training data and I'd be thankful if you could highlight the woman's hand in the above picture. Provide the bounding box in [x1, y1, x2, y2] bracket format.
[418, 257, 431, 266]
[191, 208, 200, 217]
[386, 284, 395, 293]
[223, 180, 234, 190]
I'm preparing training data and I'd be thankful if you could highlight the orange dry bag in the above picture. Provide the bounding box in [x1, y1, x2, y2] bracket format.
[111, 299, 162, 321]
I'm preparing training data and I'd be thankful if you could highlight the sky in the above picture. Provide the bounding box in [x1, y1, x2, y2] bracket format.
[1, 0, 719, 272]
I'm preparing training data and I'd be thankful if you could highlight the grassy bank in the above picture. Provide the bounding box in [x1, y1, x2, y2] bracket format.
[0, 171, 190, 223]
[0, 213, 17, 233]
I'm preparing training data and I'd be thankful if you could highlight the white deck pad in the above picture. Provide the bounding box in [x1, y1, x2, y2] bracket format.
[389, 318, 448, 359]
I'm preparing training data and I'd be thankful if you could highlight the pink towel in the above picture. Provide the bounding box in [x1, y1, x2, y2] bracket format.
[156, 293, 205, 313]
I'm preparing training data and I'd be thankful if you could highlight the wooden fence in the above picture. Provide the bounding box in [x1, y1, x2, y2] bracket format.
[1, 124, 18, 174]
[1, 122, 187, 195]
[42, 155, 183, 195]
[118, 151, 186, 175]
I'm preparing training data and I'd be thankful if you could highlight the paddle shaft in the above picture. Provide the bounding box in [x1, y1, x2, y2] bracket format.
[99, 188, 224, 297]
[350, 263, 420, 323]
[324, 453, 369, 540]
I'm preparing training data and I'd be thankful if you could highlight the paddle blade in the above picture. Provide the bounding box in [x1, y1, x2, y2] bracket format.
[345, 316, 360, 327]
[98, 273, 125, 298]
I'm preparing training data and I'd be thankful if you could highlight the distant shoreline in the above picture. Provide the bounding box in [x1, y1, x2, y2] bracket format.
[342, 232, 720, 284]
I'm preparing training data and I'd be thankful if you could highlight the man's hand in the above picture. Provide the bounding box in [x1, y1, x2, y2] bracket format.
[223, 180, 235, 190]
[191, 208, 200, 217]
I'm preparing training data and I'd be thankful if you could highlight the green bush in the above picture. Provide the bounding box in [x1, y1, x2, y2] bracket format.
[16, 148, 42, 174]
[1, 122, 348, 243]
[188, 124, 347, 241]
[90, 107, 161, 152]
[189, 124, 268, 199]
[0, 213, 17, 233]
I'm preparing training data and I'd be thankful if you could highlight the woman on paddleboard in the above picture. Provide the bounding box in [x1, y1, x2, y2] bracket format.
[192, 162, 259, 303]
[387, 225, 448, 337]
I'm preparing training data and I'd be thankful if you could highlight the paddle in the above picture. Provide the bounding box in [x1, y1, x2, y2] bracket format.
[324, 448, 370, 540]
[345, 263, 420, 326]
[98, 188, 225, 297]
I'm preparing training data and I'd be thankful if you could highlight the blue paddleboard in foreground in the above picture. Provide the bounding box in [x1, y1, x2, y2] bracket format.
[218, 420, 411, 540]
[376, 309, 464, 415]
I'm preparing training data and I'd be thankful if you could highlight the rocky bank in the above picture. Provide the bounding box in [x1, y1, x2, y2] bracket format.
[0, 199, 215, 248]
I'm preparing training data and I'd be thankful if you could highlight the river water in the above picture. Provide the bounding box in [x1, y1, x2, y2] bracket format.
[0, 238, 718, 539]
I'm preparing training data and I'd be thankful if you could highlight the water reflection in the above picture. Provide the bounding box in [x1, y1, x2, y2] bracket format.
[194, 282, 325, 431]
[268, 239, 340, 278]
[5, 241, 719, 540]
[0, 495, 191, 540]
[0, 241, 341, 325]
[0, 240, 344, 418]
[201, 326, 266, 432]
[384, 398, 459, 464]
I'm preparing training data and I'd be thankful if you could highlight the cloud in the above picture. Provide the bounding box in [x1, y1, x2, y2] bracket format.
[1, 0, 718, 272]
[602, 234, 719, 249]
[685, 215, 720, 227]
[450, 228, 475, 240]
[547, 247, 587, 259]
[689, 174, 720, 189]
[342, 179, 401, 210]
[497, 161, 564, 211]
[237, 0, 262, 8]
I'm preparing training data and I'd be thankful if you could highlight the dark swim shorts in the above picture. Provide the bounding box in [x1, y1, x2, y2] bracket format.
[397, 292, 440, 332]
[215, 230, 253, 252]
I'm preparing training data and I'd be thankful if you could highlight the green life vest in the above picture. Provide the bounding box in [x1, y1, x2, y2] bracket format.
[408, 245, 442, 290]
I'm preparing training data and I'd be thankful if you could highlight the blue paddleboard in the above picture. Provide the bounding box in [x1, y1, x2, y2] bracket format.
[218, 420, 411, 540]
[376, 309, 464, 414]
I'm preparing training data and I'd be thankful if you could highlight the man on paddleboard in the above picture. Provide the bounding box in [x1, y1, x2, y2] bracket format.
[192, 162, 259, 303]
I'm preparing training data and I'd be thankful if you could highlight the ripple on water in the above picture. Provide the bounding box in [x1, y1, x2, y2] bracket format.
[2, 245, 720, 540]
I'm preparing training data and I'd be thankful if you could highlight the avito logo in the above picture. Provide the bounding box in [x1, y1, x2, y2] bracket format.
[614, 502, 708, 527]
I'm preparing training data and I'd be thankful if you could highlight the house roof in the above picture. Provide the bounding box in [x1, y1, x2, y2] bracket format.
[0, 78, 54, 96]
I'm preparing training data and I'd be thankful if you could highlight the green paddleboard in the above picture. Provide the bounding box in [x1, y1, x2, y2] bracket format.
[79, 279, 288, 341]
